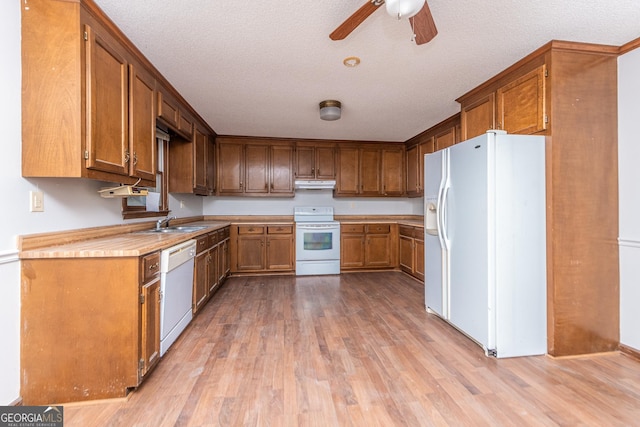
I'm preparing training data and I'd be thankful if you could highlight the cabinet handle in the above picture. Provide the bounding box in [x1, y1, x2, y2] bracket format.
[124, 150, 130, 164]
[240, 182, 243, 189]
[133, 152, 138, 166]
[148, 263, 158, 271]
[270, 183, 274, 190]
[311, 167, 315, 175]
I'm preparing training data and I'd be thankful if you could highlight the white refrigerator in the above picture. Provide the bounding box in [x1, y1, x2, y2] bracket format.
[424, 130, 547, 358]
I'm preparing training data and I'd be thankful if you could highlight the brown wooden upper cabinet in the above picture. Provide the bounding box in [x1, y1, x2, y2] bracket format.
[335, 143, 405, 197]
[156, 83, 195, 141]
[459, 64, 547, 140]
[168, 122, 215, 196]
[405, 113, 458, 197]
[295, 143, 336, 180]
[216, 137, 294, 197]
[21, 0, 158, 186]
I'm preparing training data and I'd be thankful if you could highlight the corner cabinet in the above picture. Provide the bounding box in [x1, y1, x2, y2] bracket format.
[405, 114, 458, 197]
[21, 252, 161, 405]
[168, 121, 216, 196]
[22, 0, 157, 186]
[217, 137, 294, 197]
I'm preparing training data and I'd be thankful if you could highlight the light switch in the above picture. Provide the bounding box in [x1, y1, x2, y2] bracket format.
[30, 191, 44, 212]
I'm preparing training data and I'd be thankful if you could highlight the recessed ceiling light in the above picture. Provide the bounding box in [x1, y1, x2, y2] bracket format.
[343, 56, 361, 67]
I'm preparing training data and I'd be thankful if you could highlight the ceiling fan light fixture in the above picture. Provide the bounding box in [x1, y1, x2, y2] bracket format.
[319, 100, 341, 121]
[385, 0, 425, 19]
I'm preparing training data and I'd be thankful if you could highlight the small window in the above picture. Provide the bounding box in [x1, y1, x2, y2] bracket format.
[122, 129, 170, 219]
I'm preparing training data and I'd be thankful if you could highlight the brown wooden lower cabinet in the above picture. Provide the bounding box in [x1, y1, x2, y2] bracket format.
[20, 253, 161, 404]
[399, 224, 424, 281]
[231, 224, 294, 273]
[193, 227, 230, 314]
[340, 223, 397, 271]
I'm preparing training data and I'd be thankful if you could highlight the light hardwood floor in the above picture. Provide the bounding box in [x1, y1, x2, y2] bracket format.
[64, 272, 640, 426]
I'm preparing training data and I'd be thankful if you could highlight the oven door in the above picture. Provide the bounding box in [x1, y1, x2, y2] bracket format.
[295, 223, 340, 261]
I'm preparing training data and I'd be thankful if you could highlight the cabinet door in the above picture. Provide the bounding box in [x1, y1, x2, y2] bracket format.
[315, 146, 336, 179]
[381, 148, 404, 196]
[496, 65, 547, 135]
[236, 235, 266, 271]
[193, 126, 208, 195]
[140, 277, 160, 377]
[266, 235, 294, 271]
[336, 147, 359, 195]
[84, 24, 129, 176]
[193, 250, 208, 313]
[434, 127, 456, 151]
[206, 137, 216, 195]
[360, 148, 381, 195]
[295, 146, 315, 179]
[270, 145, 294, 194]
[128, 63, 156, 182]
[461, 93, 495, 141]
[245, 144, 269, 193]
[366, 234, 392, 267]
[406, 145, 420, 197]
[414, 237, 425, 281]
[156, 86, 179, 129]
[208, 245, 219, 295]
[399, 234, 414, 273]
[218, 239, 229, 282]
[418, 138, 434, 194]
[218, 142, 244, 194]
[341, 234, 365, 268]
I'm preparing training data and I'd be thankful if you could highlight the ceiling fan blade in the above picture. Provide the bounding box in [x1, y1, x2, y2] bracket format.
[409, 1, 437, 45]
[330, 1, 382, 41]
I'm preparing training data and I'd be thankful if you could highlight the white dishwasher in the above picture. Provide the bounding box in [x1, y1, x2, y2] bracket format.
[160, 239, 196, 356]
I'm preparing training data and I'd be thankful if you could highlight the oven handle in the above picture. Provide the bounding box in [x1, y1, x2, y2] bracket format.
[296, 224, 340, 230]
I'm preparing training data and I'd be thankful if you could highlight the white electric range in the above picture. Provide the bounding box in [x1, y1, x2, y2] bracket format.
[294, 206, 340, 275]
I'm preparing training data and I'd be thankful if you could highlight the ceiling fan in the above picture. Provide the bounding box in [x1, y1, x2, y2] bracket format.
[330, 0, 437, 45]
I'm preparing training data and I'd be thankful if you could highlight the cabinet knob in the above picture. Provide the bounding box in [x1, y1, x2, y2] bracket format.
[148, 263, 158, 271]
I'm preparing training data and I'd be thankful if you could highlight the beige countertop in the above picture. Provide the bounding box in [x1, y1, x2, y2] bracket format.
[19, 215, 424, 259]
[20, 221, 230, 259]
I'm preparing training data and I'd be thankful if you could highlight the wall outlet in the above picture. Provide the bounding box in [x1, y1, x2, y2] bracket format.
[30, 190, 44, 212]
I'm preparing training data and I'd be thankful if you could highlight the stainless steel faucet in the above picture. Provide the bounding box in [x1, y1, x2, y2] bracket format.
[156, 215, 176, 230]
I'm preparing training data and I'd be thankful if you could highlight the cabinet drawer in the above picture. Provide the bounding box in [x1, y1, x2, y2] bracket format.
[217, 228, 226, 241]
[342, 224, 365, 233]
[238, 225, 265, 235]
[414, 228, 424, 240]
[399, 225, 414, 238]
[141, 252, 160, 282]
[366, 224, 390, 234]
[267, 225, 292, 234]
[208, 231, 219, 247]
[196, 235, 209, 253]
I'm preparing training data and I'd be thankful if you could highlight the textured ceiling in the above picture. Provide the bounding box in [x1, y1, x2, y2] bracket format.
[93, 0, 640, 142]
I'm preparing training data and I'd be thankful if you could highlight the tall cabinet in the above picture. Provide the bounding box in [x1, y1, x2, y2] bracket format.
[457, 41, 619, 357]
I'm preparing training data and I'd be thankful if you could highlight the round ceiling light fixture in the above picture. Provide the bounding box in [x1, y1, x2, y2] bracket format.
[319, 100, 341, 121]
[385, 0, 425, 19]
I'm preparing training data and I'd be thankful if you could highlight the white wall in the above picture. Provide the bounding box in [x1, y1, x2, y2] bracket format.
[204, 190, 423, 216]
[618, 46, 640, 352]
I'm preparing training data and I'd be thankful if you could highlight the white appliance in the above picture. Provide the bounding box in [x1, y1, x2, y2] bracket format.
[294, 206, 340, 275]
[160, 239, 196, 356]
[424, 130, 547, 358]
[294, 180, 336, 190]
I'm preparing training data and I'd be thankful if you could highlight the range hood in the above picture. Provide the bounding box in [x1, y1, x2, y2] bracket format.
[294, 180, 336, 190]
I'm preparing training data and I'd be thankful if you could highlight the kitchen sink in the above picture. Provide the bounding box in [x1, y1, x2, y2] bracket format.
[138, 225, 209, 234]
